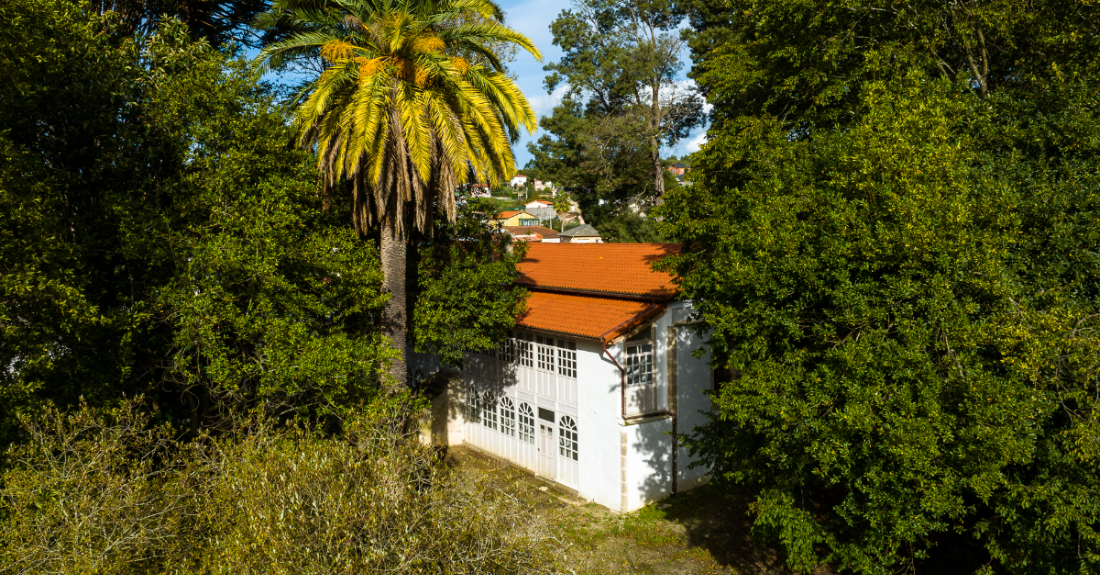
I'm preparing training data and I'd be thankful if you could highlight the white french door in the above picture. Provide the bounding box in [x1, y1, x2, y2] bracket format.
[537, 421, 556, 480]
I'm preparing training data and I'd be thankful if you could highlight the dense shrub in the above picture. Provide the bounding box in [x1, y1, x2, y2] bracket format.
[0, 398, 561, 574]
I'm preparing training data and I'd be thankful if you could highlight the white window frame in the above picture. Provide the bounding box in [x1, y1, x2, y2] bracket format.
[625, 340, 655, 387]
[481, 391, 497, 430]
[556, 339, 577, 379]
[518, 333, 534, 367]
[500, 396, 516, 437]
[535, 335, 555, 372]
[518, 402, 535, 444]
[558, 415, 578, 461]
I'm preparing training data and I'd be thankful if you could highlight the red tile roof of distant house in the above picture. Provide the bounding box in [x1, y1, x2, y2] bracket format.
[495, 210, 523, 219]
[528, 199, 554, 205]
[505, 225, 560, 240]
[516, 291, 666, 341]
[517, 243, 680, 299]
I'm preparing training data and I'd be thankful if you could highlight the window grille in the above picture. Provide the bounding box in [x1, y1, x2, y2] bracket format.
[518, 402, 535, 444]
[504, 337, 516, 363]
[481, 392, 497, 430]
[467, 390, 481, 424]
[518, 333, 533, 367]
[556, 340, 577, 378]
[500, 397, 516, 437]
[536, 336, 555, 372]
[558, 415, 578, 461]
[625, 343, 655, 386]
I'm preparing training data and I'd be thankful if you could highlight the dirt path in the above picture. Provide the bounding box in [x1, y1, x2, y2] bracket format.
[447, 446, 820, 575]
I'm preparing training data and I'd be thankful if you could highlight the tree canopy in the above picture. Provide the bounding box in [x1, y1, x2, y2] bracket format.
[661, 0, 1100, 571]
[0, 0, 394, 441]
[526, 0, 701, 242]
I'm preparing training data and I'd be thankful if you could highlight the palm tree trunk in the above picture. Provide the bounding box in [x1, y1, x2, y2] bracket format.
[380, 209, 408, 388]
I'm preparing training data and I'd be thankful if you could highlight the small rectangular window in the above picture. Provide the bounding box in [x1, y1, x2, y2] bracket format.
[537, 341, 555, 372]
[518, 333, 534, 367]
[556, 339, 577, 378]
[538, 407, 555, 422]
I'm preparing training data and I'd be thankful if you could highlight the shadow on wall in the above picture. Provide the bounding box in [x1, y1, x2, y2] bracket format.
[415, 352, 519, 446]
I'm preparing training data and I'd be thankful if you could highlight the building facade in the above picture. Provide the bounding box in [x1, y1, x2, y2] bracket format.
[438, 243, 713, 511]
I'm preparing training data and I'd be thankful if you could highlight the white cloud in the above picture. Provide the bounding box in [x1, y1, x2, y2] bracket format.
[685, 129, 708, 153]
[529, 83, 570, 118]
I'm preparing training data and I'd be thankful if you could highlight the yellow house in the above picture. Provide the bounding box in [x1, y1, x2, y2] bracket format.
[491, 210, 540, 227]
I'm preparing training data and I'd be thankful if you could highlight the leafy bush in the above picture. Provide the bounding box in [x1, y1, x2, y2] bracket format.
[1, 398, 561, 574]
[0, 1, 391, 441]
[660, 75, 1100, 573]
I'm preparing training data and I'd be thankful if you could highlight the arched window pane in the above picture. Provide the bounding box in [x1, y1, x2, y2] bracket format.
[481, 391, 497, 430]
[467, 389, 481, 424]
[500, 396, 516, 437]
[558, 415, 578, 461]
[518, 403, 535, 444]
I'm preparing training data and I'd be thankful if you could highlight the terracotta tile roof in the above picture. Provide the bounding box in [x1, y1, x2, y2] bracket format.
[505, 225, 560, 239]
[517, 243, 681, 299]
[517, 291, 665, 341]
[496, 210, 523, 219]
[528, 199, 553, 205]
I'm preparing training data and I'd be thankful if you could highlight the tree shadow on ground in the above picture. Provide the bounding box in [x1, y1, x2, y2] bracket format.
[658, 482, 830, 575]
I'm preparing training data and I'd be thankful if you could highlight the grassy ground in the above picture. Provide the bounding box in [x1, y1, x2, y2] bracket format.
[448, 446, 826, 575]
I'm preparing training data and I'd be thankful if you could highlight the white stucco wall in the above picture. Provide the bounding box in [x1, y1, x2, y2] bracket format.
[443, 301, 713, 513]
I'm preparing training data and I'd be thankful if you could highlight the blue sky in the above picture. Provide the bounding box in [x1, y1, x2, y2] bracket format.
[498, 0, 707, 167]
[260, 0, 707, 168]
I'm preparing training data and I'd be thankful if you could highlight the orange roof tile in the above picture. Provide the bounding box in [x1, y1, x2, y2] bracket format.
[517, 243, 680, 299]
[496, 210, 523, 219]
[517, 291, 665, 341]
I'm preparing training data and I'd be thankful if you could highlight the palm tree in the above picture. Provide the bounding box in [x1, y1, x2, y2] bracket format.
[257, 0, 539, 387]
[552, 193, 571, 231]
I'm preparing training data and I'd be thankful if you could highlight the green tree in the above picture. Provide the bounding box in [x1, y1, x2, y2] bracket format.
[541, 0, 702, 198]
[0, 0, 391, 441]
[411, 189, 528, 369]
[527, 0, 700, 242]
[256, 0, 540, 387]
[92, 0, 270, 47]
[661, 0, 1100, 567]
[662, 73, 1100, 574]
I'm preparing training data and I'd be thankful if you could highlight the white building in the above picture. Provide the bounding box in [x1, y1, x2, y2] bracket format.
[524, 199, 554, 211]
[558, 224, 602, 243]
[510, 173, 529, 187]
[435, 243, 712, 512]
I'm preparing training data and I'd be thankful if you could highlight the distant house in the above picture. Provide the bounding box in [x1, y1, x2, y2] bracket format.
[533, 179, 546, 191]
[524, 199, 554, 211]
[510, 173, 529, 188]
[492, 210, 540, 227]
[666, 163, 688, 177]
[558, 224, 602, 243]
[503, 225, 561, 243]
